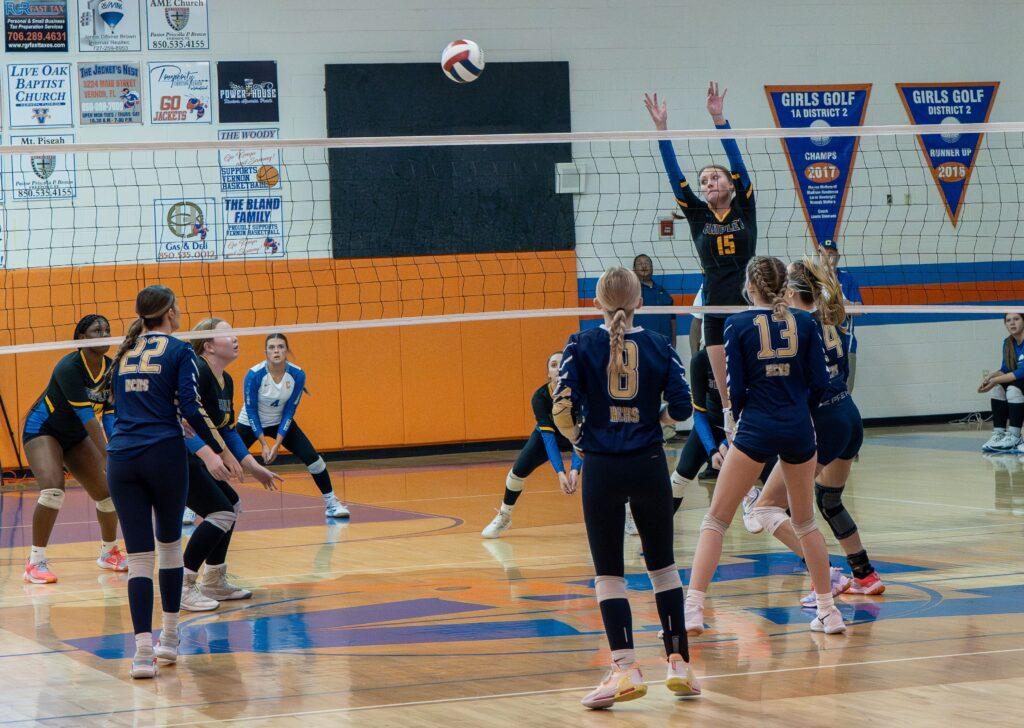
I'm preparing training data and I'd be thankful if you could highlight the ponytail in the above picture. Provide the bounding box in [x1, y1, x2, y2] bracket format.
[98, 317, 144, 402]
[789, 257, 848, 329]
[96, 284, 177, 403]
[594, 266, 642, 386]
[606, 308, 629, 382]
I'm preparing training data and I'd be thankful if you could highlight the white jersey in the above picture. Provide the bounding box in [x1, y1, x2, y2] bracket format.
[237, 361, 306, 435]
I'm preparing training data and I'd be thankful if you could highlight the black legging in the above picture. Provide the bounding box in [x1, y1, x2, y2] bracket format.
[183, 455, 240, 571]
[237, 421, 319, 466]
[513, 429, 573, 479]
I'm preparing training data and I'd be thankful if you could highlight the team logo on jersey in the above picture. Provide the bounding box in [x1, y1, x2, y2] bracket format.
[32, 108, 51, 125]
[166, 201, 206, 239]
[31, 155, 56, 180]
[165, 6, 189, 30]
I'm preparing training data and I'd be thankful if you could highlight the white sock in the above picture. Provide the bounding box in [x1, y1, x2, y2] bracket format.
[100, 540, 117, 555]
[816, 592, 836, 613]
[685, 589, 705, 608]
[184, 567, 198, 578]
[322, 491, 337, 504]
[135, 632, 153, 652]
[499, 503, 514, 515]
[611, 648, 636, 668]
[29, 546, 46, 565]
[162, 611, 179, 635]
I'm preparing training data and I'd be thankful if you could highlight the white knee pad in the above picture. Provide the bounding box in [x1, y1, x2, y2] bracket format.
[1007, 385, 1024, 405]
[126, 551, 155, 580]
[307, 457, 327, 475]
[203, 509, 236, 532]
[752, 506, 789, 535]
[594, 575, 628, 602]
[506, 470, 525, 493]
[648, 564, 682, 594]
[156, 539, 183, 569]
[700, 512, 730, 535]
[95, 497, 116, 513]
[670, 472, 691, 500]
[791, 517, 819, 538]
[37, 488, 65, 510]
[991, 384, 1007, 401]
[233, 500, 243, 516]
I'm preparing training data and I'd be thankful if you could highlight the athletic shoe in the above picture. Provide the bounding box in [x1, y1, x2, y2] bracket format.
[182, 507, 197, 525]
[130, 647, 158, 679]
[800, 567, 852, 607]
[665, 653, 701, 697]
[983, 429, 1008, 452]
[990, 432, 1021, 452]
[741, 487, 763, 533]
[698, 466, 718, 480]
[624, 505, 638, 536]
[97, 545, 128, 572]
[481, 509, 512, 539]
[154, 631, 179, 663]
[581, 663, 646, 710]
[181, 574, 219, 612]
[810, 605, 847, 634]
[684, 599, 704, 636]
[848, 571, 886, 595]
[199, 565, 252, 601]
[325, 500, 351, 518]
[23, 558, 57, 585]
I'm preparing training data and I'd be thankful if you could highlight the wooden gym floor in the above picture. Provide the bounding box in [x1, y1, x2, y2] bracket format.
[1, 425, 1023, 726]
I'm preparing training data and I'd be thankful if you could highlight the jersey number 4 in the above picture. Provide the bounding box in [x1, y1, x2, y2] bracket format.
[120, 337, 168, 374]
[609, 340, 639, 399]
[821, 324, 844, 356]
[754, 312, 798, 360]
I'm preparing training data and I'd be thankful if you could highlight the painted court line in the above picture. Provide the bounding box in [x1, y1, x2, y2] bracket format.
[163, 645, 1024, 725]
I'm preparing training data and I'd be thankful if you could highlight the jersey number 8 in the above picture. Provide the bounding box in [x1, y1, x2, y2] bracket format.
[754, 312, 798, 360]
[609, 340, 639, 400]
[120, 337, 168, 374]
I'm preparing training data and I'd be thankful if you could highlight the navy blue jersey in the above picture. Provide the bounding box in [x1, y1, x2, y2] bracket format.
[724, 308, 829, 431]
[817, 320, 850, 406]
[107, 333, 223, 458]
[554, 326, 691, 454]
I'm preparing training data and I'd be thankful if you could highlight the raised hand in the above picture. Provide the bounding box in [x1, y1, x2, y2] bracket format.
[706, 81, 727, 124]
[643, 92, 669, 131]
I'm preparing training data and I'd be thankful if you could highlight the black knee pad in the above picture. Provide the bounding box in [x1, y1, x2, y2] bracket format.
[814, 483, 857, 540]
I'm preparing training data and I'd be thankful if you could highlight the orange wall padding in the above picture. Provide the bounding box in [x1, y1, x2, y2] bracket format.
[0, 251, 579, 465]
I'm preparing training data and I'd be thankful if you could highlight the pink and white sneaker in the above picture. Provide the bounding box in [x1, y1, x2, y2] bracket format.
[97, 546, 128, 572]
[848, 571, 885, 595]
[665, 653, 701, 697]
[800, 566, 851, 607]
[23, 558, 57, 584]
[581, 663, 646, 710]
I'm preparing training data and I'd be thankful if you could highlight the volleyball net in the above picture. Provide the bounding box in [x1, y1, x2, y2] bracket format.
[1, 121, 1022, 354]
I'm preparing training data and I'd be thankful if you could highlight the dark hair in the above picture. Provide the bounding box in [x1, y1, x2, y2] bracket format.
[101, 285, 176, 400]
[265, 332, 290, 350]
[745, 256, 788, 317]
[632, 254, 652, 266]
[74, 314, 109, 340]
[787, 257, 847, 328]
[192, 317, 227, 357]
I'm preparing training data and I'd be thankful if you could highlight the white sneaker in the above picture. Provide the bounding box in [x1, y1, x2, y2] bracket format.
[155, 631, 179, 663]
[992, 432, 1021, 451]
[624, 505, 638, 536]
[325, 500, 350, 518]
[800, 567, 852, 607]
[130, 647, 157, 679]
[200, 565, 252, 601]
[684, 599, 704, 636]
[581, 663, 646, 709]
[182, 507, 197, 525]
[180, 574, 219, 612]
[481, 509, 512, 539]
[741, 487, 763, 533]
[810, 605, 847, 634]
[983, 429, 1008, 451]
[665, 653, 701, 697]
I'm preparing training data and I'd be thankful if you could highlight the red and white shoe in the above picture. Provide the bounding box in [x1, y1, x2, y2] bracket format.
[800, 567, 851, 607]
[848, 572, 885, 595]
[23, 558, 57, 584]
[665, 654, 701, 697]
[581, 663, 646, 710]
[97, 546, 128, 572]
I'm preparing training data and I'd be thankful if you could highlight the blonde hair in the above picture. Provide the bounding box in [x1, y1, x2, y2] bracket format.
[788, 256, 847, 328]
[595, 266, 642, 382]
[745, 256, 788, 318]
[191, 317, 227, 357]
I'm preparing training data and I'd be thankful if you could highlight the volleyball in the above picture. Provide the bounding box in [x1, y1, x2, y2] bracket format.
[441, 39, 485, 83]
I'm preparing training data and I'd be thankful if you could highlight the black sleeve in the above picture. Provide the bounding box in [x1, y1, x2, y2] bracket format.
[531, 386, 556, 431]
[53, 357, 92, 409]
[689, 350, 709, 412]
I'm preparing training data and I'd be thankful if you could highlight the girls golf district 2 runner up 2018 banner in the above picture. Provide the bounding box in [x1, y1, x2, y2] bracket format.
[764, 84, 872, 248]
[896, 81, 999, 227]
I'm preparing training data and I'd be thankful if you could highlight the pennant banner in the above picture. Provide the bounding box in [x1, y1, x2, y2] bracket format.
[764, 84, 871, 247]
[896, 82, 999, 227]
